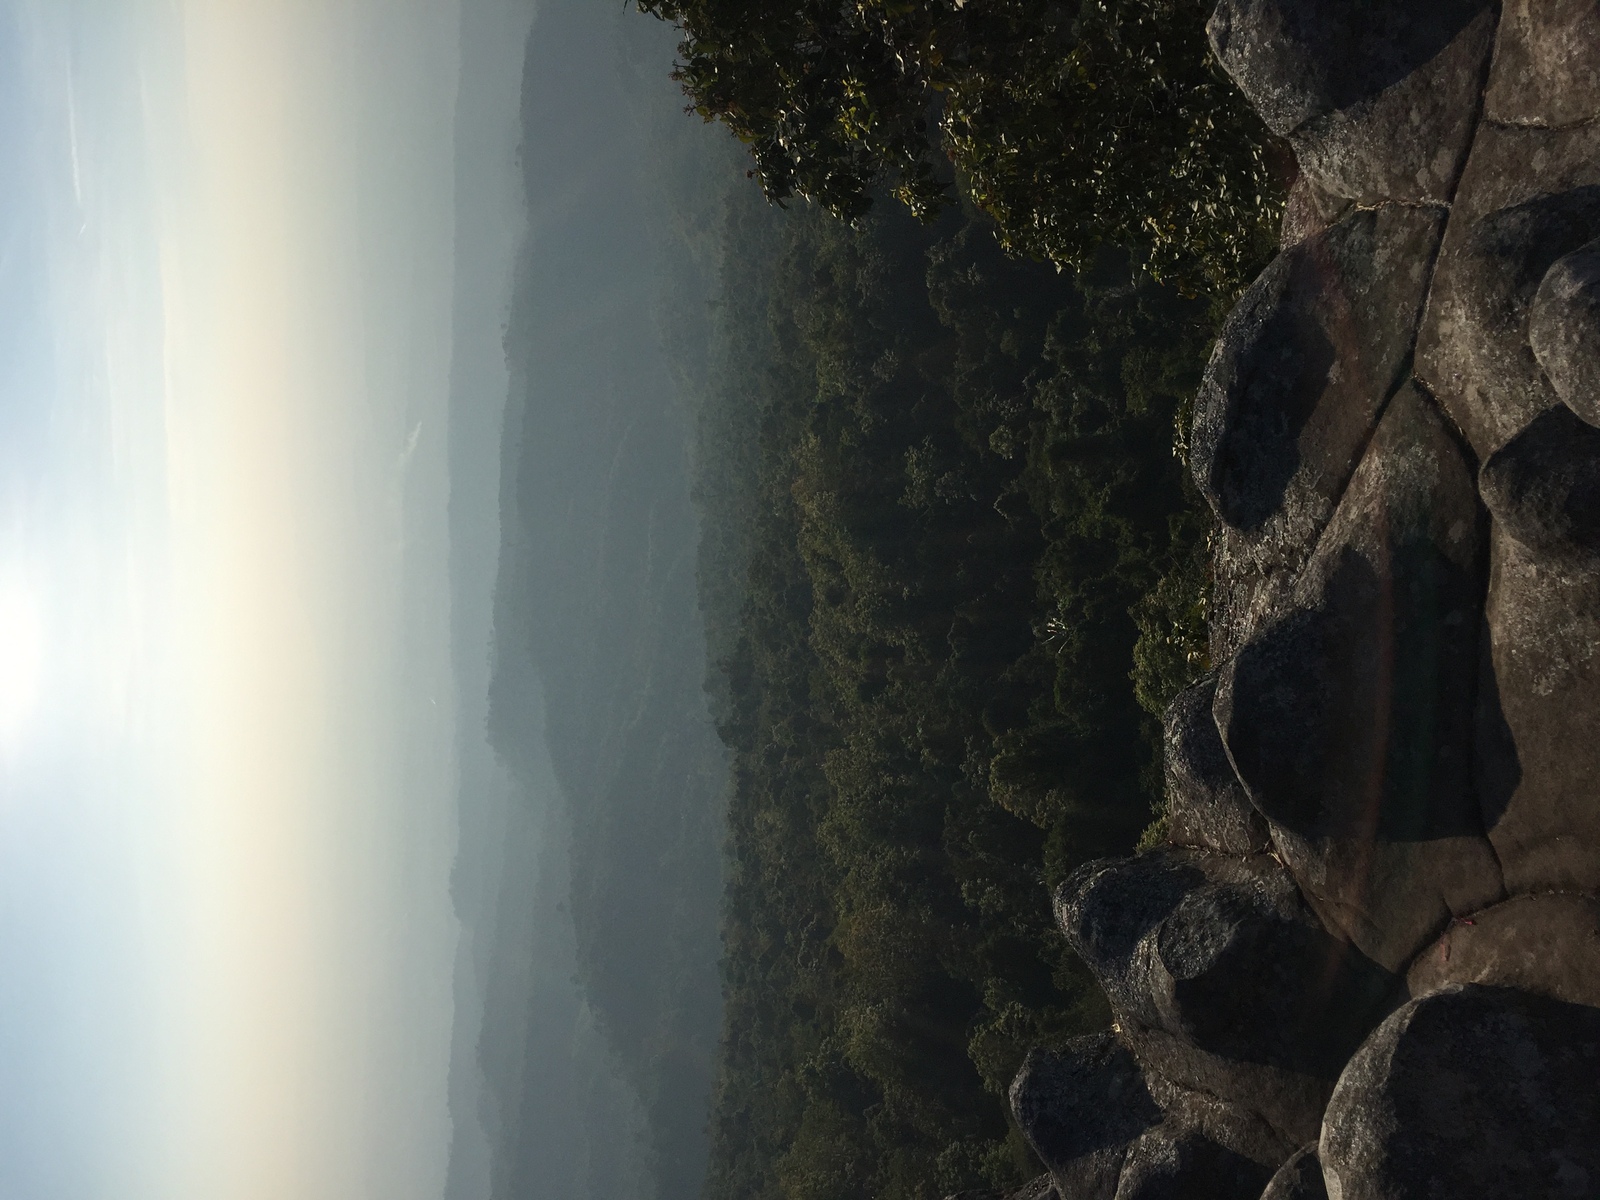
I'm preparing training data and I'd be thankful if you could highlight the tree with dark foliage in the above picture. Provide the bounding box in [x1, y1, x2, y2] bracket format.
[637, 0, 1281, 288]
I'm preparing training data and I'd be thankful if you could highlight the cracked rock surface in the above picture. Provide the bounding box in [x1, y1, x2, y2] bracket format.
[1010, 3, 1600, 1195]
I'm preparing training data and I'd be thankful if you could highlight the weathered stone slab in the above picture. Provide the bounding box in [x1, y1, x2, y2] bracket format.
[1261, 1146, 1328, 1200]
[1215, 386, 1503, 971]
[1416, 120, 1600, 457]
[1289, 8, 1494, 206]
[1320, 985, 1600, 1200]
[1485, 0, 1600, 129]
[1112, 1121, 1271, 1200]
[1009, 1036, 1162, 1200]
[1056, 850, 1397, 1141]
[1407, 893, 1600, 1007]
[1163, 677, 1269, 858]
[1193, 206, 1444, 660]
[1530, 240, 1600, 427]
[1475, 526, 1600, 894]
[1205, 0, 1492, 138]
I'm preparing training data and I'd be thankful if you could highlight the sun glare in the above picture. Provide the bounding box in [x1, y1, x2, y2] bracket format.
[0, 586, 44, 744]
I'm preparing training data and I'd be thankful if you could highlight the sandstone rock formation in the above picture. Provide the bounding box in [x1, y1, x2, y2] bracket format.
[1011, 3, 1600, 1195]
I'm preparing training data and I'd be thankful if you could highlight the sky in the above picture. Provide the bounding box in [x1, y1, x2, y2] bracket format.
[0, 1, 526, 1196]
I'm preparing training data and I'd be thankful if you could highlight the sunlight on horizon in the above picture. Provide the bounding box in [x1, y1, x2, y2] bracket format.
[0, 579, 43, 747]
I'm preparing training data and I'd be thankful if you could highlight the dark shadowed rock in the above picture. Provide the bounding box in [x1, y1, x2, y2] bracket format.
[1485, 0, 1600, 129]
[1192, 206, 1444, 660]
[1057, 850, 1397, 1141]
[1112, 1122, 1272, 1200]
[1479, 404, 1600, 569]
[1417, 121, 1600, 457]
[1475, 528, 1600, 894]
[1205, 0, 1491, 137]
[1530, 241, 1600, 427]
[1320, 985, 1600, 1200]
[1408, 893, 1600, 1008]
[1215, 386, 1503, 970]
[1288, 9, 1493, 206]
[1261, 1145, 1327, 1200]
[1009, 1037, 1161, 1200]
[1163, 678, 1269, 858]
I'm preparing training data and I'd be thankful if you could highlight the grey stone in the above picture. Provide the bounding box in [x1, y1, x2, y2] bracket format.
[1289, 8, 1493, 206]
[1009, 1036, 1161, 1200]
[1192, 205, 1444, 661]
[1215, 386, 1504, 971]
[1278, 174, 1350, 250]
[1475, 526, 1600, 894]
[1407, 893, 1600, 1008]
[1320, 985, 1600, 1200]
[1056, 850, 1397, 1141]
[1205, 0, 1492, 137]
[1112, 1122, 1272, 1200]
[1261, 1146, 1327, 1200]
[1163, 677, 1269, 858]
[1479, 403, 1600, 570]
[1485, 0, 1600, 129]
[1530, 241, 1600, 427]
[1416, 121, 1600, 457]
[1122, 1021, 1326, 1153]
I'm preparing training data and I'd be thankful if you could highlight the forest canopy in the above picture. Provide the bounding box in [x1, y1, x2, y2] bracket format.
[690, 186, 1222, 1200]
[637, 0, 1284, 288]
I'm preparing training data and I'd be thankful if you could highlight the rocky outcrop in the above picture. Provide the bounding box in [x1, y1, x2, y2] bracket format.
[1009, 3, 1600, 1196]
[1215, 383, 1503, 971]
[1192, 207, 1443, 660]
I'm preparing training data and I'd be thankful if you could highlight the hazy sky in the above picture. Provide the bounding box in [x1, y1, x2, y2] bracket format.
[0, 1, 523, 1196]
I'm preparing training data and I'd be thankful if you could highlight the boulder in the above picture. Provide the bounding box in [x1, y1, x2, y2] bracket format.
[1529, 240, 1600, 427]
[1192, 205, 1444, 660]
[1320, 984, 1600, 1199]
[1215, 385, 1504, 971]
[1056, 850, 1396, 1141]
[1009, 1036, 1161, 1200]
[1205, 0, 1492, 138]
[1163, 677, 1269, 858]
[1484, 0, 1600, 129]
[1407, 893, 1600, 1008]
[1288, 8, 1494, 206]
[1416, 120, 1600, 458]
[1475, 527, 1600, 894]
[1261, 1146, 1328, 1200]
[1478, 403, 1600, 570]
[1112, 1122, 1272, 1200]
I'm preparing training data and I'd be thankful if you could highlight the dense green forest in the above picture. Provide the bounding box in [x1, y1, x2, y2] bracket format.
[640, 0, 1283, 288]
[689, 185, 1237, 1198]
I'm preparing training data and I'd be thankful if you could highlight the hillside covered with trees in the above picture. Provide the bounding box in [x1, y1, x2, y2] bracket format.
[646, 1, 1288, 1196]
[688, 194, 1243, 1198]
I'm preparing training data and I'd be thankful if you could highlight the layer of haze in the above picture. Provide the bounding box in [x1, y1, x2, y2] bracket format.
[0, 0, 520, 1196]
[0, 0, 731, 1196]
